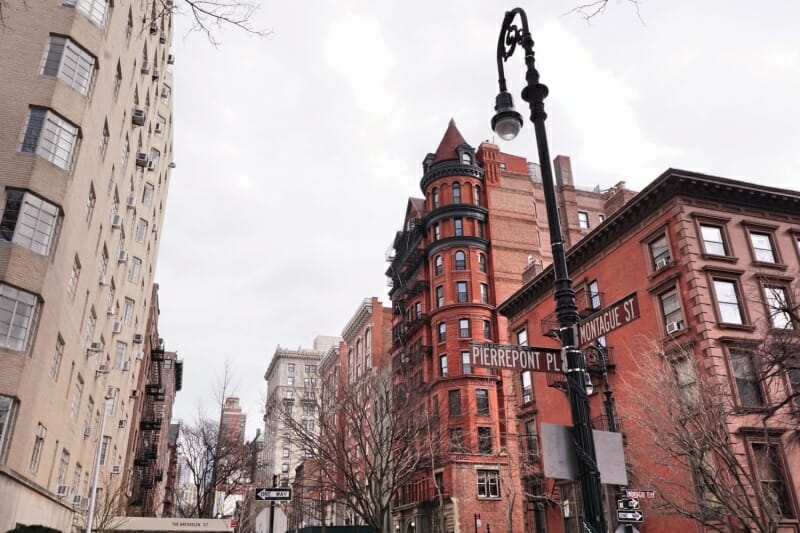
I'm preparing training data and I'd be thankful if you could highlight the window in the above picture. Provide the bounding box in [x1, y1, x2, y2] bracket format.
[66, 256, 81, 298]
[99, 436, 110, 466]
[161, 82, 171, 102]
[454, 251, 466, 270]
[135, 218, 148, 242]
[598, 214, 606, 223]
[456, 281, 468, 303]
[516, 327, 528, 347]
[474, 186, 481, 206]
[0, 396, 18, 464]
[433, 223, 440, 241]
[751, 442, 794, 517]
[155, 114, 166, 136]
[462, 351, 472, 374]
[461, 152, 472, 164]
[70, 377, 83, 419]
[114, 341, 126, 369]
[659, 288, 684, 330]
[650, 235, 671, 267]
[0, 190, 60, 255]
[700, 224, 726, 256]
[436, 286, 444, 308]
[56, 449, 70, 487]
[63, 0, 110, 27]
[128, 257, 141, 283]
[578, 211, 589, 229]
[483, 320, 491, 340]
[521, 371, 532, 404]
[49, 335, 65, 380]
[142, 183, 154, 206]
[85, 182, 96, 222]
[450, 427, 465, 452]
[282, 447, 290, 458]
[454, 218, 463, 237]
[29, 424, 46, 472]
[478, 427, 493, 454]
[459, 319, 470, 338]
[478, 253, 486, 272]
[122, 298, 134, 324]
[730, 349, 764, 407]
[83, 397, 93, 436]
[414, 302, 422, 319]
[301, 419, 314, 431]
[113, 61, 122, 97]
[149, 148, 160, 169]
[749, 231, 776, 263]
[41, 35, 95, 95]
[0, 284, 39, 351]
[439, 355, 448, 377]
[477, 469, 500, 498]
[525, 420, 539, 460]
[281, 463, 289, 473]
[673, 357, 700, 409]
[764, 285, 792, 329]
[480, 283, 489, 304]
[19, 107, 79, 170]
[448, 389, 461, 415]
[476, 389, 489, 415]
[438, 322, 446, 342]
[287, 363, 295, 373]
[452, 183, 461, 204]
[713, 279, 744, 324]
[120, 134, 129, 168]
[477, 220, 485, 239]
[432, 188, 438, 208]
[287, 376, 294, 386]
[434, 255, 443, 275]
[285, 390, 293, 399]
[588, 280, 601, 309]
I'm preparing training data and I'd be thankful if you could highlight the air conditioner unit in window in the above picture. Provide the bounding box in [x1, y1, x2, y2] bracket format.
[152, 224, 158, 233]
[132, 108, 147, 126]
[127, 195, 137, 209]
[111, 465, 121, 475]
[147, 159, 157, 171]
[130, 389, 138, 398]
[107, 305, 116, 316]
[56, 485, 69, 497]
[96, 364, 110, 374]
[98, 275, 109, 286]
[72, 494, 83, 508]
[118, 250, 129, 263]
[167, 54, 175, 65]
[135, 152, 149, 168]
[112, 320, 123, 334]
[87, 341, 104, 352]
[83, 428, 91, 438]
[655, 256, 670, 270]
[132, 334, 144, 344]
[149, 21, 158, 34]
[154, 122, 164, 134]
[159, 31, 167, 44]
[168, 162, 176, 169]
[135, 351, 145, 360]
[111, 214, 123, 228]
[152, 68, 160, 81]
[122, 360, 131, 371]
[666, 321, 684, 335]
[140, 60, 151, 74]
[118, 419, 127, 428]
[81, 496, 89, 511]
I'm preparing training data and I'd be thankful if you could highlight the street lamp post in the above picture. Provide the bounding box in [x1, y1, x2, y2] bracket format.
[490, 8, 607, 532]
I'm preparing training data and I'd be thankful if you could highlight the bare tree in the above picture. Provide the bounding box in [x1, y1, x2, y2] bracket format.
[621, 336, 798, 533]
[277, 367, 442, 533]
[76, 474, 130, 532]
[567, 0, 644, 21]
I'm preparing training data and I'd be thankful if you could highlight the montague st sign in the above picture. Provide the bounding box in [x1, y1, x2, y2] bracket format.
[577, 293, 639, 345]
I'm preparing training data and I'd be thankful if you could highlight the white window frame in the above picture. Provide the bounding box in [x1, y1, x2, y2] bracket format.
[128, 257, 142, 283]
[19, 107, 79, 170]
[477, 469, 500, 498]
[0, 190, 60, 256]
[50, 335, 65, 380]
[41, 35, 95, 95]
[713, 279, 744, 325]
[0, 284, 39, 351]
[134, 218, 148, 243]
[578, 211, 589, 229]
[63, 0, 110, 28]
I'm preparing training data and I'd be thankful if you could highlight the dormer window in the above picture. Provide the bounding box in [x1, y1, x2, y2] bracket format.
[461, 152, 472, 164]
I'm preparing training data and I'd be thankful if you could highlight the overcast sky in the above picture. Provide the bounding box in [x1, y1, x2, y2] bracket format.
[156, 1, 800, 435]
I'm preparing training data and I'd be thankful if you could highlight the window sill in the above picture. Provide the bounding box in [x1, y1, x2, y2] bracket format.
[717, 323, 757, 332]
[477, 496, 502, 501]
[701, 253, 738, 264]
[751, 261, 788, 271]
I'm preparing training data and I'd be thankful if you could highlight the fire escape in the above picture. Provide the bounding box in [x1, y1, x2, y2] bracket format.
[130, 338, 167, 514]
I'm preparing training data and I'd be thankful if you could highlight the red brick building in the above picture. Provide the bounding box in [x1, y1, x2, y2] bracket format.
[499, 170, 800, 532]
[386, 121, 623, 533]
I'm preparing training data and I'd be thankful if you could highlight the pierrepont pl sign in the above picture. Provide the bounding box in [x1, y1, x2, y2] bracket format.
[470, 343, 565, 372]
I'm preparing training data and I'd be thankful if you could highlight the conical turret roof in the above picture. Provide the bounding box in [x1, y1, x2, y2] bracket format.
[432, 119, 468, 163]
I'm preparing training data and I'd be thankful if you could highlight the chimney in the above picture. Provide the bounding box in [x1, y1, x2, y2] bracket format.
[553, 155, 573, 187]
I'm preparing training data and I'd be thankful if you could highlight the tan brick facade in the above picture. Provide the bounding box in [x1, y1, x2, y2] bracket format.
[0, 2, 174, 529]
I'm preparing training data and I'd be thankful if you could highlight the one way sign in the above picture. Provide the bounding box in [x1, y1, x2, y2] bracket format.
[254, 487, 292, 501]
[617, 497, 639, 510]
[617, 510, 644, 523]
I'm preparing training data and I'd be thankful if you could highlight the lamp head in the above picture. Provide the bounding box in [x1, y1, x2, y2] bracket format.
[583, 372, 594, 396]
[491, 91, 523, 141]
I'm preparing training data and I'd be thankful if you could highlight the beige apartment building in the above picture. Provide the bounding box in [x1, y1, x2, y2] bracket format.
[0, 1, 174, 530]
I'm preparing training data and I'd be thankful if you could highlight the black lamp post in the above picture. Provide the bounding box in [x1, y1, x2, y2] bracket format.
[490, 8, 607, 532]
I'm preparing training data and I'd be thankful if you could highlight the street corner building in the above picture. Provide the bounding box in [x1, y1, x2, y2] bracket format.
[499, 170, 800, 532]
[385, 120, 628, 533]
[0, 0, 176, 530]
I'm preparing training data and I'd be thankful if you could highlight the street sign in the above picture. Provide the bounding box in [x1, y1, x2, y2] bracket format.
[469, 342, 564, 372]
[625, 489, 656, 499]
[617, 510, 644, 523]
[254, 487, 292, 501]
[617, 497, 639, 510]
[577, 293, 640, 345]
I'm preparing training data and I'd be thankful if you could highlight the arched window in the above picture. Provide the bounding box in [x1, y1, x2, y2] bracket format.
[455, 251, 466, 270]
[452, 183, 462, 204]
[365, 328, 371, 352]
[461, 152, 472, 164]
[478, 253, 486, 273]
[432, 187, 439, 208]
[475, 186, 481, 206]
[434, 255, 443, 275]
